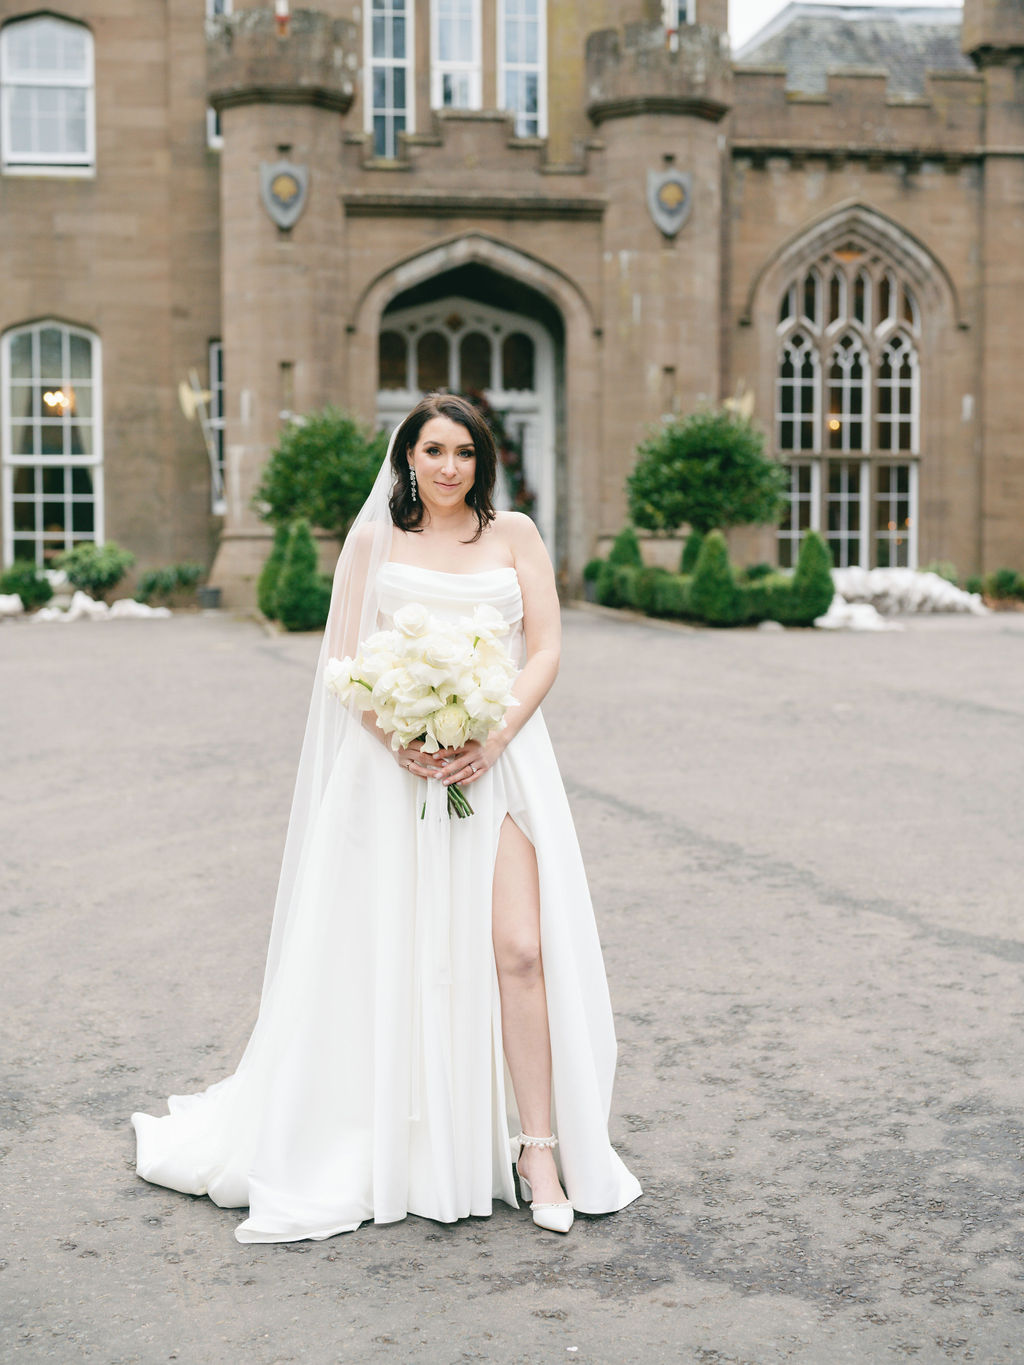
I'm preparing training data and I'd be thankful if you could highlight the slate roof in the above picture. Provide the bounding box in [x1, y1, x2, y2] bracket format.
[734, 4, 974, 97]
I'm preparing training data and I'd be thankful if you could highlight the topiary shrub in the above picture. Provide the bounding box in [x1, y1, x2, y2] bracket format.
[0, 561, 53, 610]
[634, 565, 671, 615]
[653, 574, 692, 619]
[628, 408, 788, 537]
[257, 523, 291, 619]
[964, 574, 983, 596]
[594, 560, 640, 609]
[135, 562, 203, 606]
[776, 530, 835, 625]
[741, 561, 774, 582]
[276, 519, 332, 632]
[985, 567, 1023, 600]
[55, 541, 135, 601]
[680, 530, 704, 575]
[254, 406, 387, 538]
[608, 525, 643, 568]
[582, 557, 604, 584]
[689, 530, 740, 625]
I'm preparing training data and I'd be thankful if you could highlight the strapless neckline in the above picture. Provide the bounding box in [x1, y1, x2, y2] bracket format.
[381, 562, 518, 581]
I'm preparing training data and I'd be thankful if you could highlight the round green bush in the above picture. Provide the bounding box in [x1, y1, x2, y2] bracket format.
[0, 561, 53, 610]
[985, 567, 1023, 600]
[634, 565, 670, 615]
[964, 575, 983, 596]
[56, 541, 135, 600]
[690, 530, 740, 625]
[628, 409, 787, 536]
[608, 525, 643, 568]
[276, 519, 332, 632]
[254, 407, 387, 538]
[583, 557, 605, 584]
[257, 523, 292, 619]
[135, 562, 203, 605]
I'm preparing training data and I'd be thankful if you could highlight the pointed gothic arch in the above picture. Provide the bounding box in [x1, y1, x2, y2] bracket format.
[741, 201, 964, 332]
[346, 232, 600, 584]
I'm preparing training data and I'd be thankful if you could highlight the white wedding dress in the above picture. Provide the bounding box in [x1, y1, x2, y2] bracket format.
[131, 562, 642, 1242]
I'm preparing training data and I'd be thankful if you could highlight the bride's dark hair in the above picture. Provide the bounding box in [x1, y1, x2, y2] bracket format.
[388, 392, 497, 542]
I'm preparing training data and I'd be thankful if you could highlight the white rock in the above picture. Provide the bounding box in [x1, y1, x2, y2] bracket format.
[756, 619, 785, 632]
[831, 567, 987, 616]
[0, 593, 25, 617]
[109, 598, 171, 619]
[814, 594, 904, 631]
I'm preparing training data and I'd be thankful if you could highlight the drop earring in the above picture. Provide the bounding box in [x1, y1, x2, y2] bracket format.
[409, 465, 418, 503]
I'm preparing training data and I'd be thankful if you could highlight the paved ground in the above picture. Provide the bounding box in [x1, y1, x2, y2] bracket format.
[2, 603, 1023, 1365]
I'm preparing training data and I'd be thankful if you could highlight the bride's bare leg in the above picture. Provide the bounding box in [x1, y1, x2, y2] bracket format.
[492, 814, 568, 1206]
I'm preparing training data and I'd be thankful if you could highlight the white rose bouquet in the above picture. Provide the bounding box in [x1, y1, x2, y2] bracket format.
[325, 602, 520, 818]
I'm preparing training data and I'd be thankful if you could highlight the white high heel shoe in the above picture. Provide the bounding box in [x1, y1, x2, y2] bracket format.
[512, 1132, 574, 1234]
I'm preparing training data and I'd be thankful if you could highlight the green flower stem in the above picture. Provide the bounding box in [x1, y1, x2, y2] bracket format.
[447, 783, 474, 818]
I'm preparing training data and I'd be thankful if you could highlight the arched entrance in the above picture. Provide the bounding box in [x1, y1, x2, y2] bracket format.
[377, 294, 557, 552]
[350, 233, 600, 588]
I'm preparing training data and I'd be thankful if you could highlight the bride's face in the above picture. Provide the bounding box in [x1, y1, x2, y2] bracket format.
[410, 416, 476, 510]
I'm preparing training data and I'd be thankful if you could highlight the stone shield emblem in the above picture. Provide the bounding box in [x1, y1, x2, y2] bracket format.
[647, 169, 693, 237]
[260, 161, 309, 231]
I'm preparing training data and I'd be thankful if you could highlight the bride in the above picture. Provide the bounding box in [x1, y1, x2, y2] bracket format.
[131, 392, 642, 1241]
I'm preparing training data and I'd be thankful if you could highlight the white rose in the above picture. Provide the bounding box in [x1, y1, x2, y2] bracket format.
[324, 655, 355, 700]
[479, 667, 517, 705]
[467, 603, 509, 638]
[393, 602, 432, 638]
[422, 630, 471, 671]
[428, 702, 471, 750]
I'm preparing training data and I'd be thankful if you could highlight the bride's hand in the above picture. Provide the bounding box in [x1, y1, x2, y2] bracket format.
[439, 735, 504, 789]
[393, 738, 445, 780]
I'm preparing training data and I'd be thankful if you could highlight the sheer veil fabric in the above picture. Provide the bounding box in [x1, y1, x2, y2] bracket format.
[131, 423, 642, 1242]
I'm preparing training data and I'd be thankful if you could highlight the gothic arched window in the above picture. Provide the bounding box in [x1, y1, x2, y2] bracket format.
[774, 248, 922, 569]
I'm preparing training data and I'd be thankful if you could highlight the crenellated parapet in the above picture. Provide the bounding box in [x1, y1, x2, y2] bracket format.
[585, 21, 732, 125]
[732, 66, 986, 166]
[962, 0, 1024, 65]
[339, 108, 606, 222]
[207, 7, 356, 114]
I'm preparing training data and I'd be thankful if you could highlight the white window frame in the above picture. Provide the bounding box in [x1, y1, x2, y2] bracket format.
[365, 0, 414, 159]
[826, 332, 869, 455]
[0, 15, 96, 175]
[875, 461, 918, 569]
[431, 0, 481, 110]
[205, 106, 223, 151]
[498, 0, 546, 138]
[776, 331, 820, 454]
[1, 320, 104, 568]
[663, 0, 694, 46]
[876, 332, 919, 456]
[776, 460, 822, 569]
[206, 0, 232, 17]
[208, 341, 226, 515]
[825, 458, 870, 569]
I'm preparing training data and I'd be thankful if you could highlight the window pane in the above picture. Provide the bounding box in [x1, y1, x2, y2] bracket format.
[68, 333, 92, 380]
[39, 327, 63, 380]
[501, 332, 534, 390]
[71, 466, 93, 495]
[378, 330, 407, 389]
[416, 331, 448, 390]
[9, 383, 35, 419]
[459, 331, 490, 392]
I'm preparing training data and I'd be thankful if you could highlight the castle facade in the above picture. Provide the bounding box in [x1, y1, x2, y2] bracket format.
[1, 1, 1021, 599]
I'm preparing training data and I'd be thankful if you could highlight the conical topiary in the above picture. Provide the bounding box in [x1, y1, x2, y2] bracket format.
[276, 519, 331, 632]
[608, 525, 644, 568]
[680, 529, 704, 574]
[257, 522, 291, 619]
[689, 529, 740, 625]
[782, 529, 835, 625]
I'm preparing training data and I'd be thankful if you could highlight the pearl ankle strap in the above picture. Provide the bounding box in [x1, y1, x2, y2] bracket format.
[515, 1132, 558, 1149]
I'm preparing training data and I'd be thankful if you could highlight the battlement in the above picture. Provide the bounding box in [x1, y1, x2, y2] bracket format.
[585, 21, 732, 125]
[207, 7, 356, 113]
[962, 0, 1024, 64]
[340, 108, 605, 221]
[732, 64, 985, 159]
